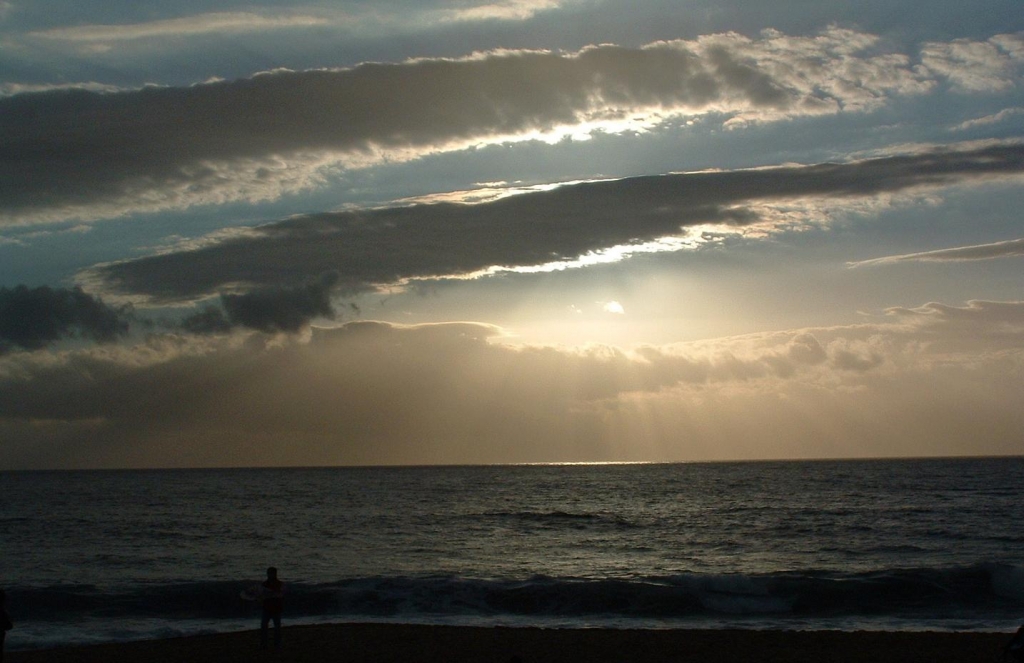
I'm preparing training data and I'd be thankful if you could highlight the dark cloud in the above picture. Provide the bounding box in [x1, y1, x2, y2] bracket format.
[182, 272, 340, 333]
[0, 29, 932, 225]
[180, 305, 234, 335]
[88, 142, 1024, 302]
[0, 284, 130, 352]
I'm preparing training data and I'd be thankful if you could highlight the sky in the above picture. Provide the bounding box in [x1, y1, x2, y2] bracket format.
[2, 0, 1024, 469]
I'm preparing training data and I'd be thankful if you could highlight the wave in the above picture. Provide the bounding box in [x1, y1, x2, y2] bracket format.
[10, 563, 1024, 624]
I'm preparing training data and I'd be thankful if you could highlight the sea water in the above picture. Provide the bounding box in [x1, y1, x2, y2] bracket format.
[2, 458, 1024, 650]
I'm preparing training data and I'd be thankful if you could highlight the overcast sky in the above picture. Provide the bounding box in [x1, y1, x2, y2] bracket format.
[2, 0, 1024, 469]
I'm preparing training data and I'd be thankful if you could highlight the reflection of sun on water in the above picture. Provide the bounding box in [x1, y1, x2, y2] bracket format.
[511, 460, 657, 466]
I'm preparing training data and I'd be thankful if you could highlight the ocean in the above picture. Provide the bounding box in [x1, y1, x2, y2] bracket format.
[2, 458, 1024, 650]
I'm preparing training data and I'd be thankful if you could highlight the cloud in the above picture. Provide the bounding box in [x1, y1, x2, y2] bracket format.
[786, 333, 828, 365]
[884, 299, 1024, 332]
[27, 12, 331, 43]
[180, 305, 234, 336]
[848, 237, 1024, 267]
[84, 141, 1024, 304]
[0, 81, 123, 97]
[0, 27, 942, 226]
[951, 107, 1024, 131]
[831, 347, 884, 372]
[182, 272, 341, 334]
[436, 0, 568, 23]
[22, 1, 566, 50]
[0, 285, 131, 353]
[2, 299, 1023, 468]
[921, 33, 1024, 92]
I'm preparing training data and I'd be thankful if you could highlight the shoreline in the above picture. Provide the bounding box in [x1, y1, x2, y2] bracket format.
[6, 623, 1014, 663]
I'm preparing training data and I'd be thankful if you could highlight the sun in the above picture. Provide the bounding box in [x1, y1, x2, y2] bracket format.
[602, 300, 625, 315]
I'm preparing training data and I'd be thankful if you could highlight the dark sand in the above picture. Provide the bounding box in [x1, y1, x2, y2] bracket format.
[5, 624, 1013, 663]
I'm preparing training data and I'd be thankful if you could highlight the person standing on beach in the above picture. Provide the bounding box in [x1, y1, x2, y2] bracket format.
[0, 589, 12, 663]
[260, 567, 285, 650]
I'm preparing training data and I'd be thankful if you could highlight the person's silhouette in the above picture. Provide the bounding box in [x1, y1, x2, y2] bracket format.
[259, 567, 285, 650]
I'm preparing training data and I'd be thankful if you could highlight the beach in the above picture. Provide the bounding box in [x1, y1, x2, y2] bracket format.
[5, 624, 1012, 663]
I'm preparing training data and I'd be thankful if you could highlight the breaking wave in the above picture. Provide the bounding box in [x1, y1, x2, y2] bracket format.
[13, 563, 1024, 625]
